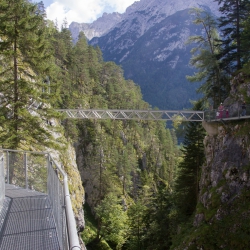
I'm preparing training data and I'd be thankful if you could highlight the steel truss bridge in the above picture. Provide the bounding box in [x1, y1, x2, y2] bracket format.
[56, 105, 250, 122]
[56, 109, 205, 121]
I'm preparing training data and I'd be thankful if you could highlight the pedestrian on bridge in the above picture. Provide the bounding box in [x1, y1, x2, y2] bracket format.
[218, 103, 224, 118]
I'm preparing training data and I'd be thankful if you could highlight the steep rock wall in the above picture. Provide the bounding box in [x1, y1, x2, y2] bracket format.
[196, 73, 250, 226]
[195, 122, 250, 226]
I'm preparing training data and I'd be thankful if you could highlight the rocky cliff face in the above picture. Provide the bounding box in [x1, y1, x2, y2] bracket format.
[90, 8, 206, 109]
[70, 12, 122, 42]
[88, 0, 219, 61]
[183, 74, 250, 249]
[60, 144, 85, 229]
[195, 122, 250, 225]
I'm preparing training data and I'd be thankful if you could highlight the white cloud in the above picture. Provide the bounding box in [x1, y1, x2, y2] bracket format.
[45, 0, 139, 28]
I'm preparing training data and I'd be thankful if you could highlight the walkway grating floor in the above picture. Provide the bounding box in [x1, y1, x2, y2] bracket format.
[0, 185, 60, 250]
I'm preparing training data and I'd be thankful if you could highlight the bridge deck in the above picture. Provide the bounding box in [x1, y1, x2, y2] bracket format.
[56, 109, 250, 122]
[0, 185, 60, 250]
[206, 115, 250, 122]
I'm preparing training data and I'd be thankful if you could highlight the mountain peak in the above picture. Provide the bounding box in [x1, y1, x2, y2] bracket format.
[70, 0, 219, 41]
[69, 12, 122, 42]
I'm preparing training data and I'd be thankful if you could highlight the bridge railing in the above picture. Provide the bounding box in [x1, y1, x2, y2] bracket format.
[0, 154, 4, 211]
[204, 104, 250, 121]
[1, 149, 80, 250]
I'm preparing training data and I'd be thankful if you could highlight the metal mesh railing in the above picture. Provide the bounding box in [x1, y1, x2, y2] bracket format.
[1, 149, 80, 250]
[204, 104, 250, 121]
[5, 151, 47, 192]
[0, 155, 4, 210]
[47, 156, 66, 249]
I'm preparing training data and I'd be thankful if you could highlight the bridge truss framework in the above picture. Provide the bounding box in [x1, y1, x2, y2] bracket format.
[56, 109, 205, 121]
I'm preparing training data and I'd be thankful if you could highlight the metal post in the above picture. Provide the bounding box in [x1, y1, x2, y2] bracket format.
[6, 151, 9, 184]
[0, 155, 5, 210]
[238, 101, 240, 117]
[24, 153, 28, 189]
[47, 154, 50, 194]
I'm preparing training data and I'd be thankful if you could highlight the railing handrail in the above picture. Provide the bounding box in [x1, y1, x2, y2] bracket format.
[204, 103, 250, 122]
[205, 103, 250, 111]
[48, 154, 81, 249]
[1, 148, 49, 155]
[1, 149, 81, 250]
[63, 176, 81, 250]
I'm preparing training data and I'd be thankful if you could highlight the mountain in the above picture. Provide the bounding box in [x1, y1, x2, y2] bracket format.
[69, 0, 220, 109]
[70, 12, 122, 43]
[92, 9, 205, 110]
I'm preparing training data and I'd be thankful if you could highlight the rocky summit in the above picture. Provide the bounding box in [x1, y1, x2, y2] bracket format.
[69, 0, 220, 109]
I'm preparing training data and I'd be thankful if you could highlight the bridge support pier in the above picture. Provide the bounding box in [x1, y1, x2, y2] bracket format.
[202, 120, 219, 136]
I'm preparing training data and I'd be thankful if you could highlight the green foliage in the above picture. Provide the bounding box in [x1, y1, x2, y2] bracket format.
[174, 101, 205, 221]
[125, 201, 147, 250]
[241, 4, 250, 64]
[0, 0, 61, 150]
[81, 203, 98, 244]
[214, 0, 250, 72]
[95, 194, 129, 249]
[186, 8, 230, 107]
[172, 187, 250, 250]
[141, 185, 177, 250]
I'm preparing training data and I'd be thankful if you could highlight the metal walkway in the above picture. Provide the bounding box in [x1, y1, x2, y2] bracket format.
[0, 149, 81, 250]
[0, 184, 60, 250]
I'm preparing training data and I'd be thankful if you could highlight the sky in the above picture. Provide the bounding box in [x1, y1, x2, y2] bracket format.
[34, 0, 139, 28]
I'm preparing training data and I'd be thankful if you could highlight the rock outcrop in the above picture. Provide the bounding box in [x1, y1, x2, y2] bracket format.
[174, 74, 250, 249]
[196, 73, 250, 223]
[69, 12, 122, 42]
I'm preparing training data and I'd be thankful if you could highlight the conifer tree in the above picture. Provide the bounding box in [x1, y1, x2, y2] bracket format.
[241, 2, 250, 64]
[36, 1, 47, 18]
[126, 201, 147, 250]
[174, 101, 205, 219]
[187, 8, 229, 107]
[70, 32, 90, 107]
[94, 193, 128, 249]
[142, 184, 175, 250]
[0, 0, 59, 149]
[214, 0, 250, 72]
